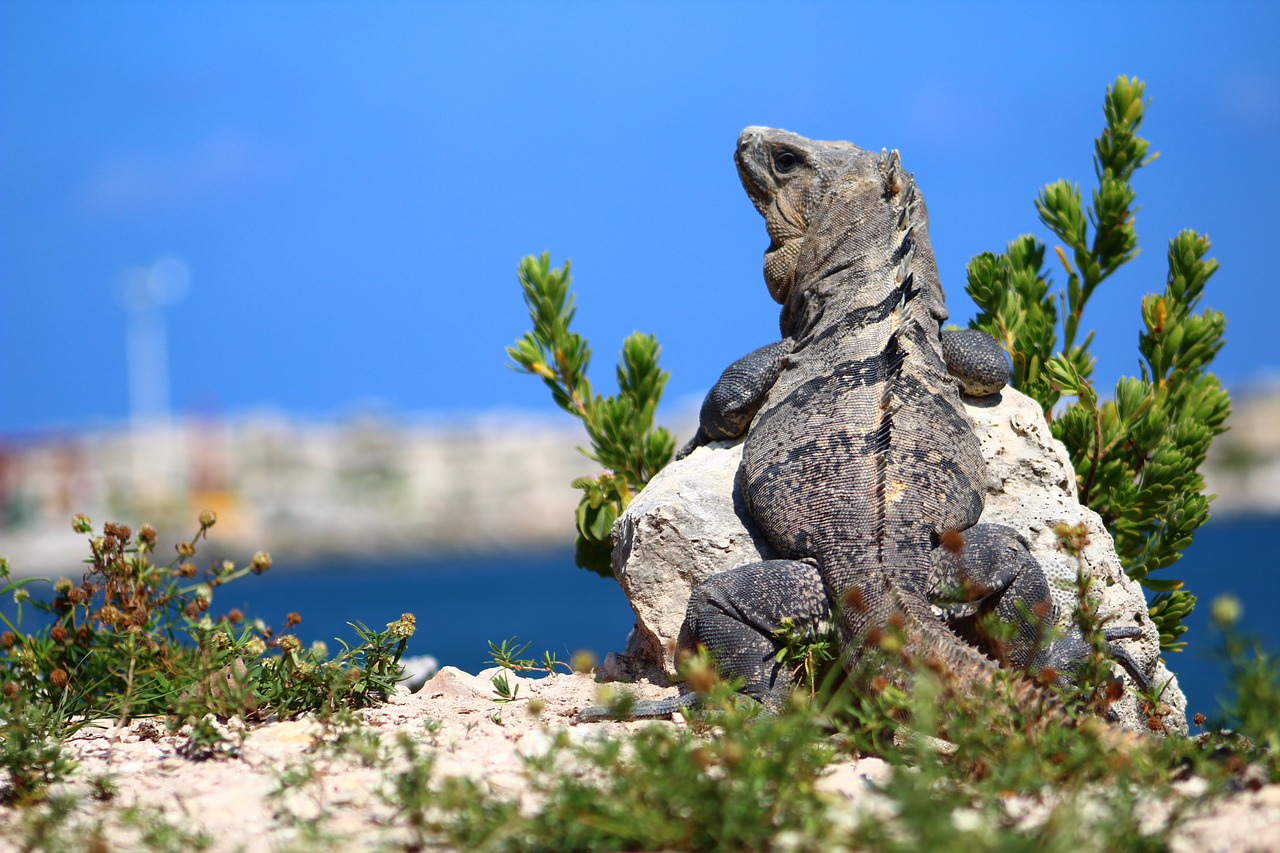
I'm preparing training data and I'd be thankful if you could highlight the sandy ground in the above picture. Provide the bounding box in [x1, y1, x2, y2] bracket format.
[1, 666, 1277, 852]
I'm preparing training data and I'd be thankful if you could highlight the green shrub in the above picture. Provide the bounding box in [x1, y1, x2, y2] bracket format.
[507, 253, 675, 574]
[966, 76, 1230, 651]
[0, 513, 413, 799]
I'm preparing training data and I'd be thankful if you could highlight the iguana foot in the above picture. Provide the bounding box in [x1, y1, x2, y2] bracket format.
[1032, 624, 1153, 694]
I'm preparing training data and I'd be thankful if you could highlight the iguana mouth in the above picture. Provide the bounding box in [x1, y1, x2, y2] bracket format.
[735, 129, 776, 216]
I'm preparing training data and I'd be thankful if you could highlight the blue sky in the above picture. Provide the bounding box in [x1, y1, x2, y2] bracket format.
[2, 2, 1278, 437]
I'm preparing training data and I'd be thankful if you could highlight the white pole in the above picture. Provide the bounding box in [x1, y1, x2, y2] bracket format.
[120, 257, 190, 513]
[122, 256, 189, 428]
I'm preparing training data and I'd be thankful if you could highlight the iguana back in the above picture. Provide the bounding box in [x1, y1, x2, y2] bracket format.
[736, 128, 990, 671]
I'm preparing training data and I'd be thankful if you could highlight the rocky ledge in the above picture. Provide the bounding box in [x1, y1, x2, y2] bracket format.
[0, 669, 1274, 852]
[606, 387, 1185, 733]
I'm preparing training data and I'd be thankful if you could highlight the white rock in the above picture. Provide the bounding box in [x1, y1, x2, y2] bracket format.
[608, 387, 1187, 733]
[399, 654, 440, 692]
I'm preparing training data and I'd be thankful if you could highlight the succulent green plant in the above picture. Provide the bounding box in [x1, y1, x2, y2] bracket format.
[507, 253, 675, 575]
[965, 76, 1231, 652]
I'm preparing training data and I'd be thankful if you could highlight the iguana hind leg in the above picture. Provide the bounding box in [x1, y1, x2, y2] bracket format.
[681, 558, 831, 712]
[574, 558, 829, 723]
[928, 524, 1053, 666]
[928, 523, 1150, 691]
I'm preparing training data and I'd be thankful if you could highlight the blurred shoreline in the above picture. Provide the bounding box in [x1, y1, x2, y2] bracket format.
[1200, 384, 1280, 517]
[0, 409, 607, 578]
[2, 386, 1276, 578]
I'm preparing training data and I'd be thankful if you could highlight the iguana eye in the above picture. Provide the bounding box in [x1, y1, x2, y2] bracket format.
[773, 150, 799, 174]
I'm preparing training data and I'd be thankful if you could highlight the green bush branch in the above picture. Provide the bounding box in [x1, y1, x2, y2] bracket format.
[507, 253, 675, 575]
[967, 76, 1231, 652]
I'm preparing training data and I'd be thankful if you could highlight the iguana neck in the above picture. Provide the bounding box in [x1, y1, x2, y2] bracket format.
[781, 161, 949, 344]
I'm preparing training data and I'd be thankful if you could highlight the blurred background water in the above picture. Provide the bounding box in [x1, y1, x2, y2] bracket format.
[3, 516, 1275, 722]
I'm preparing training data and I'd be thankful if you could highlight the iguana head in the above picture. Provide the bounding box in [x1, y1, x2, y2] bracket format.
[735, 127, 867, 305]
[737, 127, 943, 338]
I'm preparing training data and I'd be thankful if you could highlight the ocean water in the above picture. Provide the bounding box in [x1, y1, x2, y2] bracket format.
[4, 517, 1277, 720]
[205, 549, 637, 675]
[1154, 516, 1280, 718]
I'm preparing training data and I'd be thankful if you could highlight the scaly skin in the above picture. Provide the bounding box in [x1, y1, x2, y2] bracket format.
[731, 127, 1003, 699]
[579, 128, 1144, 726]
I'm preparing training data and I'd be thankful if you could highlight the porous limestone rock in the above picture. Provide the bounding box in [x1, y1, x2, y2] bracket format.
[607, 387, 1187, 734]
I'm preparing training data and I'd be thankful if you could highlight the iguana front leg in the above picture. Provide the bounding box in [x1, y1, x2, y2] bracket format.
[680, 330, 1003, 462]
[940, 329, 1009, 397]
[680, 330, 1008, 466]
[676, 340, 792, 459]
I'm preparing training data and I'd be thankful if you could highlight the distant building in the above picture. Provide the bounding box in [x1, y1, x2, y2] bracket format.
[0, 411, 598, 576]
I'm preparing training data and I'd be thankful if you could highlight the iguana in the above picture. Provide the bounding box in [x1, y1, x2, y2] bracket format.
[580, 127, 1146, 723]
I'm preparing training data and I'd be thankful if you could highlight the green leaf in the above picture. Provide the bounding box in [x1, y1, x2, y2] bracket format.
[1140, 577, 1185, 593]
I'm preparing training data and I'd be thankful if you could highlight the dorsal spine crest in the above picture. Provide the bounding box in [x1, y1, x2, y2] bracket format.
[883, 149, 904, 195]
[895, 244, 915, 284]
